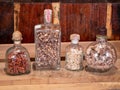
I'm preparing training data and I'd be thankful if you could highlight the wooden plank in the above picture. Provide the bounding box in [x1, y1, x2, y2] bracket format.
[0, 2, 14, 44]
[0, 41, 120, 89]
[60, 3, 91, 41]
[18, 3, 52, 43]
[0, 41, 120, 60]
[0, 60, 120, 86]
[0, 0, 13, 2]
[52, 2, 60, 24]
[112, 4, 120, 40]
[15, 3, 109, 43]
[60, 3, 107, 42]
[14, 3, 20, 31]
[0, 83, 120, 90]
[106, 3, 112, 39]
[60, 0, 109, 3]
[1, 3, 120, 44]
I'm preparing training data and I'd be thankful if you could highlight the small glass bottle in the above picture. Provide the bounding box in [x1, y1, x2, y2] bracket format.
[34, 9, 61, 70]
[85, 27, 117, 72]
[65, 34, 83, 71]
[5, 31, 31, 75]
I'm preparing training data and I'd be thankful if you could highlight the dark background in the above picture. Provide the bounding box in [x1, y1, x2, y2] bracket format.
[0, 1, 120, 44]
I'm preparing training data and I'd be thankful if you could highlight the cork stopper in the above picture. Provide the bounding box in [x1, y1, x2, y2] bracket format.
[44, 9, 52, 15]
[12, 31, 22, 41]
[70, 34, 80, 40]
[44, 9, 52, 24]
[97, 26, 107, 36]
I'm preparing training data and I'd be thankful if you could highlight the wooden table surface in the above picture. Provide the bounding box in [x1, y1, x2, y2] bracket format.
[0, 42, 120, 90]
[0, 61, 120, 90]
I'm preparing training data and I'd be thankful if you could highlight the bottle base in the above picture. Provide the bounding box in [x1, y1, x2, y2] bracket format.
[4, 68, 31, 76]
[85, 65, 111, 73]
[32, 62, 60, 71]
[65, 66, 84, 71]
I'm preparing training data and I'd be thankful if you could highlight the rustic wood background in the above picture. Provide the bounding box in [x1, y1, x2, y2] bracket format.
[0, 2, 120, 43]
[1, 0, 120, 3]
[0, 2, 14, 44]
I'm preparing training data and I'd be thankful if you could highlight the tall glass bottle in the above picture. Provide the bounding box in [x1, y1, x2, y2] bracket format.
[34, 9, 61, 70]
[85, 27, 117, 72]
[65, 34, 83, 71]
[5, 31, 31, 75]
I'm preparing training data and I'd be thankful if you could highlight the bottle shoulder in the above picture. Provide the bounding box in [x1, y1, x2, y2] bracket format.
[86, 41, 115, 48]
[6, 46, 14, 54]
[34, 24, 61, 32]
[66, 44, 83, 51]
[86, 41, 117, 54]
[6, 45, 29, 55]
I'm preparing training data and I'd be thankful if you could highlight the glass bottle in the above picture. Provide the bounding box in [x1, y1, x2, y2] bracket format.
[65, 34, 83, 71]
[5, 31, 31, 75]
[34, 9, 61, 70]
[85, 27, 117, 72]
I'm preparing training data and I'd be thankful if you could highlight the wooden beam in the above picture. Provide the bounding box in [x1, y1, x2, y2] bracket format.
[0, 61, 120, 88]
[106, 3, 112, 39]
[0, 82, 120, 90]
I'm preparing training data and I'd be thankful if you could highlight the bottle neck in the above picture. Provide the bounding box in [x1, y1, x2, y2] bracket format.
[14, 40, 21, 47]
[96, 35, 107, 43]
[71, 39, 79, 44]
[44, 13, 52, 25]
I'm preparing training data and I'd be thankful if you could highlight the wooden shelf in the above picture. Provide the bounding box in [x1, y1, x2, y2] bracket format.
[0, 41, 120, 90]
[0, 60, 120, 90]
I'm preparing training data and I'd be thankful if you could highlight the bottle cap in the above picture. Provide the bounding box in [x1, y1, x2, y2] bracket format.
[70, 34, 80, 40]
[44, 9, 52, 24]
[12, 30, 23, 40]
[97, 26, 107, 36]
[34, 24, 41, 30]
[44, 9, 52, 15]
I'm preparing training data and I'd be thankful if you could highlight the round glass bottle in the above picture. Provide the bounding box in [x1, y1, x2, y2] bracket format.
[85, 27, 117, 72]
[65, 34, 83, 71]
[5, 31, 31, 75]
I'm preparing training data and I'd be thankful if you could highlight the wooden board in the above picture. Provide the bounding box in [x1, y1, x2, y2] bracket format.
[0, 60, 120, 89]
[16, 3, 120, 42]
[1, 3, 120, 43]
[60, 3, 107, 41]
[0, 2, 14, 44]
[0, 2, 120, 44]
[17, 3, 108, 42]
[0, 83, 120, 90]
[18, 3, 52, 43]
[0, 41, 120, 89]
[0, 60, 119, 84]
[13, 0, 120, 3]
[111, 4, 120, 40]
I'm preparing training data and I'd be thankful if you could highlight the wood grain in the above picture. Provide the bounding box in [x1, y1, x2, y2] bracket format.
[1, 3, 120, 43]
[0, 41, 120, 89]
[112, 4, 120, 40]
[0, 60, 120, 88]
[6, 0, 120, 3]
[52, 2, 60, 24]
[19, 3, 52, 43]
[14, 3, 20, 31]
[0, 0, 13, 2]
[106, 3, 112, 39]
[0, 83, 120, 90]
[15, 3, 108, 43]
[60, 3, 107, 42]
[0, 2, 14, 44]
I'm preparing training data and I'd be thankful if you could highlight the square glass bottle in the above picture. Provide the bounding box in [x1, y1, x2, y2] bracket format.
[34, 9, 61, 70]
